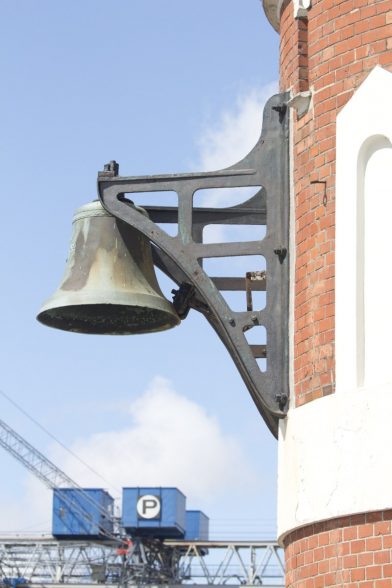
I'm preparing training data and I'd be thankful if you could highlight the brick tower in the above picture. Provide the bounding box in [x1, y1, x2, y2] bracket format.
[261, 0, 392, 586]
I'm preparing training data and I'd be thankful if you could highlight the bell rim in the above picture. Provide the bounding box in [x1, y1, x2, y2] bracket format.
[37, 301, 180, 335]
[38, 288, 178, 315]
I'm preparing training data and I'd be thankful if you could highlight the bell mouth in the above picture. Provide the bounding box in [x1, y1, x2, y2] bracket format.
[37, 303, 180, 335]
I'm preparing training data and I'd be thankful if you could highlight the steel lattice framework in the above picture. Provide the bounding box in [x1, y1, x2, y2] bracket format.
[0, 536, 284, 587]
[0, 390, 284, 587]
[0, 419, 76, 490]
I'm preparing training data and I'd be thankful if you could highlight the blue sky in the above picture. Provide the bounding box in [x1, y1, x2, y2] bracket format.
[0, 1, 280, 537]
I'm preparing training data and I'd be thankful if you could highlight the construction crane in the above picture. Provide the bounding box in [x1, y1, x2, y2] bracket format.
[0, 418, 119, 542]
[0, 418, 284, 587]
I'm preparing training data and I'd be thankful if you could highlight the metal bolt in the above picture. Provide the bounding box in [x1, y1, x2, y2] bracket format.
[228, 318, 236, 327]
[275, 393, 288, 407]
[251, 314, 258, 324]
[103, 160, 119, 175]
[274, 246, 287, 261]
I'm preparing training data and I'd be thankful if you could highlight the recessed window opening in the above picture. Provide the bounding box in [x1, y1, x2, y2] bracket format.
[361, 141, 392, 387]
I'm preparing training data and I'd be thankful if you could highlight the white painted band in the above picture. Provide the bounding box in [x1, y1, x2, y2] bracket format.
[278, 385, 392, 542]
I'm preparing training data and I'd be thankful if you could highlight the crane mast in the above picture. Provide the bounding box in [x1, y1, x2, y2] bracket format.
[0, 418, 77, 490]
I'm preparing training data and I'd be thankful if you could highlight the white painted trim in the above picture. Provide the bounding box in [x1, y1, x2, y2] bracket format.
[336, 67, 392, 394]
[261, 0, 311, 31]
[293, 0, 311, 19]
[287, 91, 312, 119]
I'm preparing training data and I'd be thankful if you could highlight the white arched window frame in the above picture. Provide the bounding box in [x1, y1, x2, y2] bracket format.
[336, 67, 392, 394]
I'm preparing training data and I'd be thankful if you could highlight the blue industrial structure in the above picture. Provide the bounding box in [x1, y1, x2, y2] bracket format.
[122, 487, 186, 539]
[52, 486, 209, 541]
[3, 578, 27, 588]
[52, 488, 114, 538]
[185, 510, 209, 541]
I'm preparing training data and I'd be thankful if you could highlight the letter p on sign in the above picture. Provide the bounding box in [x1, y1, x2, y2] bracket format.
[137, 494, 161, 519]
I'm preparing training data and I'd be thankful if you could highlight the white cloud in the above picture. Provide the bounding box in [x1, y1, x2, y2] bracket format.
[193, 82, 277, 245]
[196, 82, 277, 175]
[0, 477, 52, 534]
[0, 377, 259, 533]
[58, 377, 257, 505]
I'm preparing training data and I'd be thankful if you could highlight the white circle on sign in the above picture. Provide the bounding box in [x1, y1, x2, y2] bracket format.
[136, 495, 161, 519]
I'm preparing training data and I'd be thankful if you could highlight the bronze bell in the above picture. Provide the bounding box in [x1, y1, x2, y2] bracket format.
[37, 201, 180, 334]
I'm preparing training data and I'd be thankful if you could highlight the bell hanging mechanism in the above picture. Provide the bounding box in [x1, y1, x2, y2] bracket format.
[37, 93, 290, 437]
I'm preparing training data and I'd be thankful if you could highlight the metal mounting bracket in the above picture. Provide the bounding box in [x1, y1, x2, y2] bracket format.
[97, 92, 289, 437]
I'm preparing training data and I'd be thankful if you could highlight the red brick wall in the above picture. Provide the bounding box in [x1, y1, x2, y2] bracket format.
[284, 511, 392, 587]
[279, 0, 392, 407]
